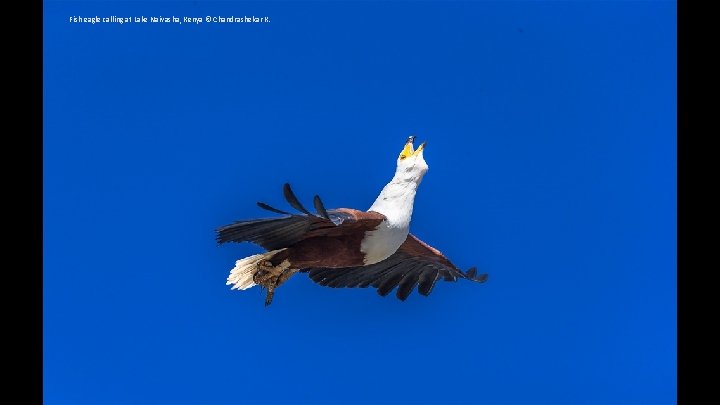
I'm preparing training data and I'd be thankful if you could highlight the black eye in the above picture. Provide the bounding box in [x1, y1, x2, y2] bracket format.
[399, 155, 407, 160]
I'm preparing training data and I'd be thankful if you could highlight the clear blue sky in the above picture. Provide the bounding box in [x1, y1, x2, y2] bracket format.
[44, 1, 676, 404]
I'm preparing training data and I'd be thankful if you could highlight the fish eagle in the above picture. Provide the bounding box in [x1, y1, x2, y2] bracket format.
[217, 136, 488, 305]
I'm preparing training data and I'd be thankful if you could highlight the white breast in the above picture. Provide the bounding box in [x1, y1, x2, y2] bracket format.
[362, 158, 425, 265]
[360, 220, 409, 265]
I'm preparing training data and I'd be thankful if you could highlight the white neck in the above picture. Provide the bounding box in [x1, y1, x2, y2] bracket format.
[367, 177, 419, 227]
[361, 153, 428, 265]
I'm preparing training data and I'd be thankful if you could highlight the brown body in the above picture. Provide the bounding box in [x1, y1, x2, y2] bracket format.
[269, 209, 385, 268]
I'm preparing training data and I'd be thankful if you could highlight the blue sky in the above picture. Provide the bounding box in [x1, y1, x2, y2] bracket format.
[44, 1, 676, 404]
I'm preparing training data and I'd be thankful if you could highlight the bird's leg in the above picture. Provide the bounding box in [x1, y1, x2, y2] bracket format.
[264, 288, 275, 307]
[262, 268, 299, 306]
[253, 260, 284, 285]
[253, 260, 295, 306]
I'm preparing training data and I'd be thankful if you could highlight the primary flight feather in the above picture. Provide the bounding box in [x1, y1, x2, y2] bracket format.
[216, 136, 488, 305]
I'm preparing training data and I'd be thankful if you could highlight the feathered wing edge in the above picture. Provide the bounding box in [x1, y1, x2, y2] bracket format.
[303, 234, 488, 301]
[215, 183, 351, 250]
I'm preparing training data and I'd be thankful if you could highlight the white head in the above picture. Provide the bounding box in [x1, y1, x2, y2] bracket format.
[393, 135, 429, 185]
[367, 136, 429, 219]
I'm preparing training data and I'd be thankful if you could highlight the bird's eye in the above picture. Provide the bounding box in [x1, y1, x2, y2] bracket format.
[399, 155, 407, 160]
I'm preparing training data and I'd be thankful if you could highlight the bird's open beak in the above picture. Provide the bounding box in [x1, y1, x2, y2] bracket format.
[399, 137, 426, 159]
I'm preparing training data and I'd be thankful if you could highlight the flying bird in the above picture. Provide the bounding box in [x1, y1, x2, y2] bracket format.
[216, 137, 488, 305]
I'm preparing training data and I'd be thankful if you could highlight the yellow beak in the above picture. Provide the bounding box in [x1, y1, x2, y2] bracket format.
[399, 136, 426, 159]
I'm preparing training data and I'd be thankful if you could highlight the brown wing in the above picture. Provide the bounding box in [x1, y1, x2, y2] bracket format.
[216, 183, 385, 250]
[303, 234, 488, 300]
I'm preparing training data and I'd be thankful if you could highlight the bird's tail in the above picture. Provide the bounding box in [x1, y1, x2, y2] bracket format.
[226, 248, 286, 290]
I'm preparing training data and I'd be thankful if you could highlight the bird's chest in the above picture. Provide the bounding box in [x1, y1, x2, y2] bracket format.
[360, 220, 409, 265]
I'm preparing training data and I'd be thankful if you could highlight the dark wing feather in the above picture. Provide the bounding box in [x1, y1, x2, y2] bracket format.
[376, 271, 407, 297]
[302, 233, 487, 300]
[216, 184, 385, 251]
[395, 268, 422, 301]
[216, 216, 315, 250]
[313, 195, 331, 220]
[417, 268, 440, 296]
[283, 183, 314, 216]
[256, 202, 292, 216]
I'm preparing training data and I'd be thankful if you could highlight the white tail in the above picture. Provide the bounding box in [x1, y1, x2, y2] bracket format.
[226, 249, 286, 290]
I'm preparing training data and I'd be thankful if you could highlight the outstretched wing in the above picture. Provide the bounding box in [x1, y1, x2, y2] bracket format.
[216, 183, 385, 250]
[303, 234, 487, 300]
